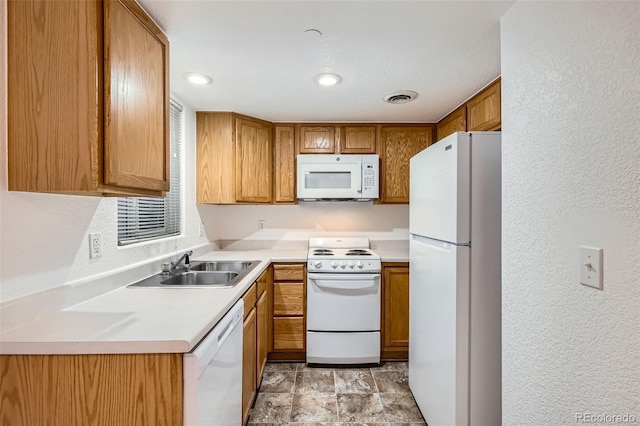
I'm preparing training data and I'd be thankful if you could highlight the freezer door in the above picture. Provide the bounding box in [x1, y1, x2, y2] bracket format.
[409, 132, 470, 244]
[409, 235, 470, 426]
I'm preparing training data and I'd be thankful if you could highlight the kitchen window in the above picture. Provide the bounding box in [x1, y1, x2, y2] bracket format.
[117, 100, 183, 245]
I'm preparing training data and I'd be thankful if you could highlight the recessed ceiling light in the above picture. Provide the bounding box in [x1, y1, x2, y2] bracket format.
[184, 72, 213, 85]
[314, 73, 342, 86]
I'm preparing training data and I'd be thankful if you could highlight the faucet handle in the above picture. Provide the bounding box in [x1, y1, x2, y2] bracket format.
[161, 262, 171, 273]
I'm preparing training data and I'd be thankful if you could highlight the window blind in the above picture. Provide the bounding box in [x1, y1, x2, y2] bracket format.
[117, 100, 183, 245]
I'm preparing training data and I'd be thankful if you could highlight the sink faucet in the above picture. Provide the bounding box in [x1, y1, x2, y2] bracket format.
[169, 250, 193, 273]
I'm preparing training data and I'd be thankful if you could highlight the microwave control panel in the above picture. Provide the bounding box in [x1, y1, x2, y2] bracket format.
[361, 156, 379, 198]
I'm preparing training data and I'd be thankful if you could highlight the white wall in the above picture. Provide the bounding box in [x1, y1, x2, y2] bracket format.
[199, 203, 409, 246]
[0, 3, 209, 301]
[501, 2, 640, 424]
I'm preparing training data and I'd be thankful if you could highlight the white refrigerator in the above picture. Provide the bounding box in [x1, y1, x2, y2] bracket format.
[408, 131, 502, 426]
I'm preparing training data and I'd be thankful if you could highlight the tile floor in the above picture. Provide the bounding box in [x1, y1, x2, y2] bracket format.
[248, 362, 427, 426]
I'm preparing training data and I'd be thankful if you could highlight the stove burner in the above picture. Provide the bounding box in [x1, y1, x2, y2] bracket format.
[313, 249, 334, 255]
[346, 249, 371, 256]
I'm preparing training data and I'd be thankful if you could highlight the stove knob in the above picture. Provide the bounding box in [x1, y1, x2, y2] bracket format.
[314, 260, 323, 269]
[348, 261, 355, 268]
[339, 260, 347, 268]
[356, 261, 364, 269]
[331, 260, 338, 268]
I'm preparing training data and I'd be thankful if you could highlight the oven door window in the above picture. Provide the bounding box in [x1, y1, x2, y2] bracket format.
[307, 274, 380, 331]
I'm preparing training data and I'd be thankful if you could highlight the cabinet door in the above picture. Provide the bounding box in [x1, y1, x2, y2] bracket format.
[383, 266, 410, 352]
[256, 292, 269, 383]
[235, 117, 273, 203]
[341, 126, 377, 153]
[274, 125, 296, 203]
[437, 105, 467, 142]
[378, 126, 433, 203]
[273, 283, 305, 316]
[298, 126, 336, 153]
[467, 78, 501, 131]
[273, 317, 305, 351]
[242, 308, 257, 425]
[104, 0, 169, 192]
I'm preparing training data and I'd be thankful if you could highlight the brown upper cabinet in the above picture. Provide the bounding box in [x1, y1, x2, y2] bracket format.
[296, 124, 377, 155]
[377, 125, 434, 204]
[436, 78, 501, 141]
[196, 112, 273, 204]
[340, 126, 377, 154]
[273, 126, 297, 204]
[298, 126, 336, 154]
[8, 0, 170, 196]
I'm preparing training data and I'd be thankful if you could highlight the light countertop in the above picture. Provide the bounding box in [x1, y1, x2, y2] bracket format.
[0, 246, 407, 355]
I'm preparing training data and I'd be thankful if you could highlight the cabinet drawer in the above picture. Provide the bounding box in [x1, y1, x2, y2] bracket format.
[242, 283, 257, 318]
[273, 317, 305, 351]
[273, 283, 304, 316]
[273, 264, 304, 281]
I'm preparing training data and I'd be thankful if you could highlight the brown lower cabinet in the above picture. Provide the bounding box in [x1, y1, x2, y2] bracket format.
[269, 263, 306, 361]
[0, 353, 183, 426]
[241, 267, 271, 425]
[381, 262, 410, 360]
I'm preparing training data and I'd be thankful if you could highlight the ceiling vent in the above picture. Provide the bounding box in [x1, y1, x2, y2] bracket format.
[383, 90, 418, 104]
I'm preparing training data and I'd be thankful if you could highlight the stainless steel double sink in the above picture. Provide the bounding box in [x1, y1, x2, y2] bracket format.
[127, 260, 261, 288]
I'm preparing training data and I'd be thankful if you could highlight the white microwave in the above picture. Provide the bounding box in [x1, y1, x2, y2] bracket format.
[297, 154, 379, 201]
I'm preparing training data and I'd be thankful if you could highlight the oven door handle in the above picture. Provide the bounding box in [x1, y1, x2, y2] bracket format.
[308, 273, 380, 290]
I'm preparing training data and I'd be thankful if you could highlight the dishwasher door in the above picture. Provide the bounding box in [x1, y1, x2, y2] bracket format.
[183, 299, 244, 426]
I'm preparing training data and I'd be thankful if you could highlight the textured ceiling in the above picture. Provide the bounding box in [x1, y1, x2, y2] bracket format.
[138, 1, 514, 123]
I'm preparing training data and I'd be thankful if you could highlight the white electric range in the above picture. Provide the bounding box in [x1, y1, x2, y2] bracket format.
[306, 237, 382, 365]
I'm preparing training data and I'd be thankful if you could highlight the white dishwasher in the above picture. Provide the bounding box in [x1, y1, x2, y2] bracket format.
[183, 299, 244, 426]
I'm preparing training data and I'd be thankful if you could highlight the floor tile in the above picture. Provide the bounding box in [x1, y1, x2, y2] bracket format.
[335, 370, 378, 394]
[372, 371, 411, 393]
[336, 393, 386, 423]
[295, 370, 336, 394]
[259, 371, 296, 393]
[264, 362, 301, 371]
[380, 393, 425, 422]
[248, 393, 293, 423]
[290, 393, 338, 422]
[371, 361, 408, 372]
[298, 363, 336, 372]
[389, 422, 427, 426]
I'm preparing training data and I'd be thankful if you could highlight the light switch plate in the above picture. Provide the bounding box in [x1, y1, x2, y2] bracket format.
[580, 246, 603, 289]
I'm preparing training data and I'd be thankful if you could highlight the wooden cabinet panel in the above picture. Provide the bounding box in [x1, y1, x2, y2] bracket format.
[273, 283, 304, 316]
[104, 0, 169, 192]
[273, 317, 305, 351]
[257, 269, 270, 297]
[242, 283, 257, 319]
[196, 112, 235, 204]
[0, 354, 182, 426]
[242, 308, 257, 425]
[436, 105, 467, 142]
[256, 291, 269, 383]
[236, 117, 273, 203]
[274, 125, 297, 203]
[382, 265, 410, 353]
[7, 0, 169, 196]
[467, 78, 501, 131]
[378, 125, 434, 204]
[341, 126, 377, 153]
[273, 264, 305, 281]
[298, 126, 336, 153]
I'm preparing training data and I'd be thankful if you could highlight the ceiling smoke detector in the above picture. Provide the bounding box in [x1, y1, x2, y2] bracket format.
[383, 90, 418, 104]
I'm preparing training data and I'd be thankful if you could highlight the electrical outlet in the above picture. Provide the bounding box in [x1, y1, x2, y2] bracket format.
[258, 220, 265, 231]
[89, 233, 102, 259]
[199, 222, 206, 237]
